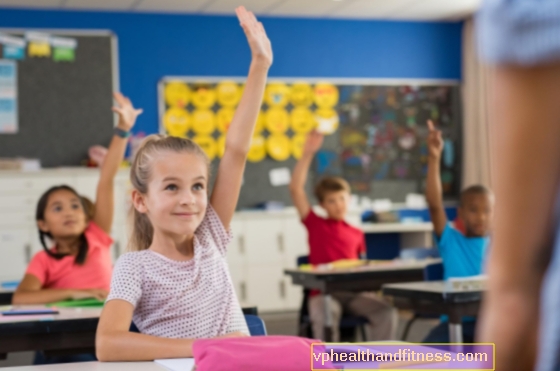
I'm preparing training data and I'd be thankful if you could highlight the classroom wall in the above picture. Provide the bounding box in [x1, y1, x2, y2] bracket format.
[0, 8, 462, 135]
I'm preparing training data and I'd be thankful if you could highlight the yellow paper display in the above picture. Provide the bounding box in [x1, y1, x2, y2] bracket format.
[163, 108, 190, 137]
[290, 82, 313, 107]
[290, 107, 315, 134]
[315, 108, 339, 135]
[247, 135, 266, 162]
[217, 136, 226, 158]
[192, 135, 217, 160]
[314, 83, 339, 109]
[192, 85, 216, 109]
[192, 110, 216, 135]
[28, 43, 51, 57]
[216, 81, 241, 108]
[291, 134, 307, 159]
[265, 83, 290, 107]
[216, 108, 236, 133]
[164, 82, 190, 108]
[265, 108, 289, 134]
[266, 134, 291, 161]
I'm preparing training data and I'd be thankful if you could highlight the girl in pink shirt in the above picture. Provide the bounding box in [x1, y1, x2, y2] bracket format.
[12, 92, 143, 305]
[96, 6, 272, 362]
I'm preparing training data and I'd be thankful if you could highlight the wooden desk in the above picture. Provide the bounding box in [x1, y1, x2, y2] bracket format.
[382, 280, 483, 343]
[0, 308, 102, 359]
[284, 258, 441, 341]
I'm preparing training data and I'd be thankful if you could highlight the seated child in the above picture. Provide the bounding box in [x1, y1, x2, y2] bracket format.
[13, 92, 141, 306]
[289, 130, 398, 342]
[424, 120, 493, 342]
[12, 92, 141, 364]
[95, 7, 272, 361]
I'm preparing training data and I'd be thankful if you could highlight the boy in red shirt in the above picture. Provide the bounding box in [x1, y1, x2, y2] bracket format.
[289, 130, 397, 342]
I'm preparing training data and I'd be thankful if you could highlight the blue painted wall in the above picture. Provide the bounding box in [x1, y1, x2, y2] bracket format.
[0, 8, 462, 134]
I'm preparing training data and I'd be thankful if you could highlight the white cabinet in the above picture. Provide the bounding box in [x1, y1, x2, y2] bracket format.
[224, 212, 309, 313]
[282, 216, 308, 269]
[0, 228, 32, 281]
[243, 216, 285, 265]
[245, 263, 287, 312]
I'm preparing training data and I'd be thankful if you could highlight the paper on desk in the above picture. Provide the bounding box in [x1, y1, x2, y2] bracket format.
[155, 358, 195, 371]
[0, 314, 55, 323]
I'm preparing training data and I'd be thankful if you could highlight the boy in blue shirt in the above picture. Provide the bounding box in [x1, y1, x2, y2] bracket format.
[424, 120, 493, 342]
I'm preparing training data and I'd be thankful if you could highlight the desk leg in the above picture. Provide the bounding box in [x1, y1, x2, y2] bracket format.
[323, 294, 333, 342]
[448, 321, 463, 353]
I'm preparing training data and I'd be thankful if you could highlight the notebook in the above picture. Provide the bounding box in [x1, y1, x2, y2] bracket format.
[154, 358, 196, 371]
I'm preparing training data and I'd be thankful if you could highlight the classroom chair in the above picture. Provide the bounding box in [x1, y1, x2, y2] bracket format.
[400, 261, 444, 341]
[296, 255, 368, 342]
[244, 314, 267, 336]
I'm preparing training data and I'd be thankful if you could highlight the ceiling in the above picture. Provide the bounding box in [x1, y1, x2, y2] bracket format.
[0, 0, 481, 20]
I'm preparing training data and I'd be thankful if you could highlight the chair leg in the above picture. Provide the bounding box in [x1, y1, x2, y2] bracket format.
[360, 324, 367, 342]
[401, 314, 419, 341]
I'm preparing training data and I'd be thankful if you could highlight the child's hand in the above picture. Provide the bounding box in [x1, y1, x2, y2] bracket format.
[112, 92, 143, 132]
[427, 120, 444, 159]
[303, 130, 324, 156]
[72, 289, 109, 301]
[236, 6, 273, 67]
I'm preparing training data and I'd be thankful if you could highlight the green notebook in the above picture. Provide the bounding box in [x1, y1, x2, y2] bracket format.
[47, 298, 105, 308]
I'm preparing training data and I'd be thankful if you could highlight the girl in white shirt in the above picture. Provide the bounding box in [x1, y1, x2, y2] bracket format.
[95, 6, 272, 361]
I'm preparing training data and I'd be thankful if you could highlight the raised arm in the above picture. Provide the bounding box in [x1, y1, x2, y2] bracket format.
[210, 6, 272, 228]
[289, 130, 324, 219]
[476, 64, 560, 371]
[93, 93, 142, 233]
[425, 120, 447, 236]
[13, 274, 108, 305]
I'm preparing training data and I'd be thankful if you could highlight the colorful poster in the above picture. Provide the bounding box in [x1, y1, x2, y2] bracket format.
[0, 34, 26, 60]
[25, 32, 51, 58]
[51, 37, 77, 62]
[0, 60, 18, 134]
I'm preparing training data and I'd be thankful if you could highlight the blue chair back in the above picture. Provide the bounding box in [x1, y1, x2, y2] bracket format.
[400, 247, 440, 260]
[244, 314, 267, 336]
[423, 262, 444, 281]
[297, 255, 309, 267]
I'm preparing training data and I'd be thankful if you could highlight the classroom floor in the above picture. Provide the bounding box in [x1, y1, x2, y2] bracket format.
[0, 310, 438, 367]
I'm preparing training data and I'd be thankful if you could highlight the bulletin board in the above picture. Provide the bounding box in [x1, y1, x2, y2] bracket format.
[0, 29, 118, 167]
[158, 77, 462, 209]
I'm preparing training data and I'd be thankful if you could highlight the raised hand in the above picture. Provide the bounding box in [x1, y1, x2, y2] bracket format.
[112, 92, 143, 132]
[303, 130, 324, 156]
[235, 6, 273, 67]
[427, 120, 443, 158]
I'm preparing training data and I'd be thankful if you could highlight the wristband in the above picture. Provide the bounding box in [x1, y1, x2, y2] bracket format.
[114, 127, 131, 138]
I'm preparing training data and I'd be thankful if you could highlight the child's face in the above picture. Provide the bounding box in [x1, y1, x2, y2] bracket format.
[320, 190, 349, 221]
[38, 189, 87, 239]
[458, 193, 493, 237]
[137, 151, 208, 239]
